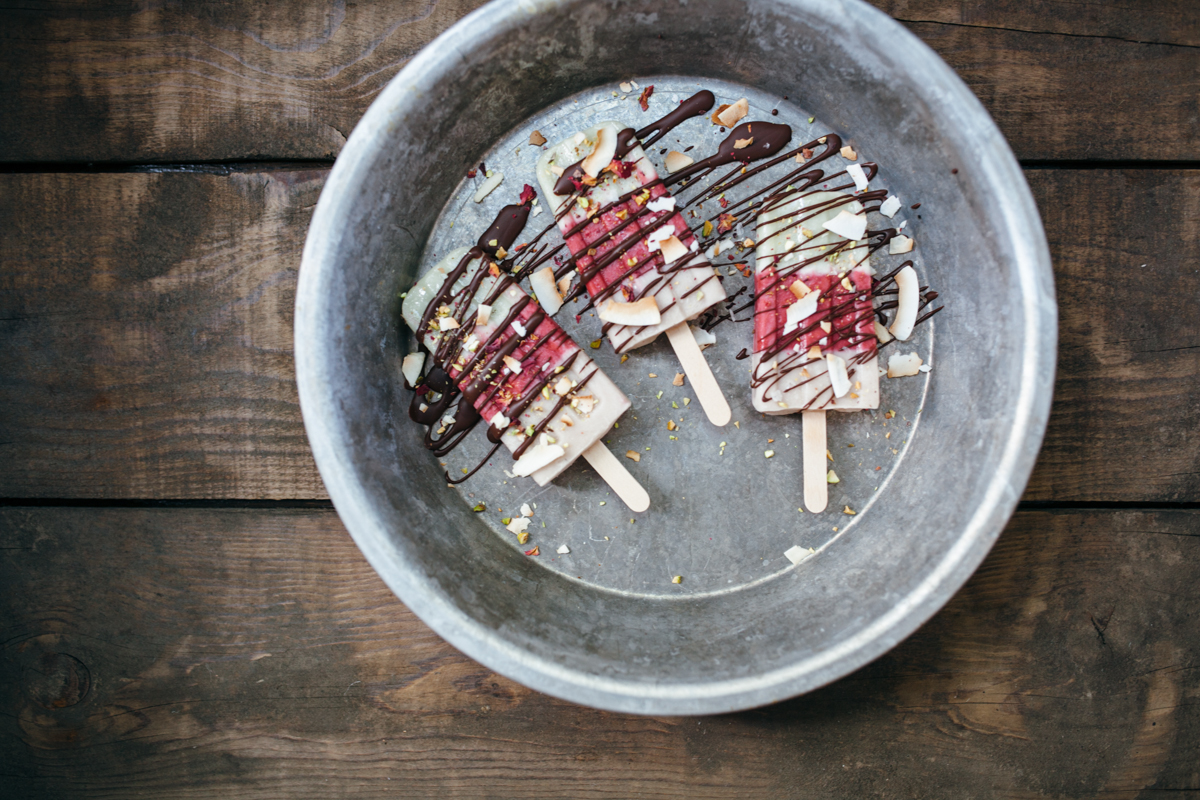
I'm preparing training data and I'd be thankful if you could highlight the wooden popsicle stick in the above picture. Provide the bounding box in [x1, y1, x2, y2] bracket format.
[583, 441, 650, 513]
[802, 410, 828, 513]
[664, 322, 731, 427]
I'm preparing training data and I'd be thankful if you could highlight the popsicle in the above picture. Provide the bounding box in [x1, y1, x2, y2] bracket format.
[535, 122, 731, 426]
[401, 245, 649, 512]
[752, 189, 881, 512]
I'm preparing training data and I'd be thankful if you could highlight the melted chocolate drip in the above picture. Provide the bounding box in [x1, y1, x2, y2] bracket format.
[635, 90, 715, 147]
[477, 203, 531, 257]
[665, 121, 793, 184]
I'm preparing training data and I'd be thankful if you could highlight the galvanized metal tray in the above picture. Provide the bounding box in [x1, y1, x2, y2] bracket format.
[295, 0, 1056, 714]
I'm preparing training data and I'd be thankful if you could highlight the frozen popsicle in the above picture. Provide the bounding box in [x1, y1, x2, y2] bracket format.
[401, 244, 649, 511]
[752, 189, 881, 512]
[535, 122, 731, 426]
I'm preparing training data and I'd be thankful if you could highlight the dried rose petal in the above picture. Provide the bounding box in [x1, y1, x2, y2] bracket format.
[519, 184, 536, 204]
[717, 212, 737, 233]
[612, 160, 637, 179]
[638, 84, 654, 111]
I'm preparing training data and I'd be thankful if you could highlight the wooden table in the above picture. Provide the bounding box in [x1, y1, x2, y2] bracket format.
[2, 2, 1198, 796]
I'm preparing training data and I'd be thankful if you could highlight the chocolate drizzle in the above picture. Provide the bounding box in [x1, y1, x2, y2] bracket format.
[477, 202, 531, 257]
[664, 121, 794, 185]
[435, 91, 942, 419]
[635, 90, 715, 147]
[405, 203, 601, 481]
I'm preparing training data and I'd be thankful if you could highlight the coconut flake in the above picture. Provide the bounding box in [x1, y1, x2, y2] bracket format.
[646, 225, 675, 250]
[475, 304, 492, 326]
[512, 441, 566, 477]
[880, 195, 902, 218]
[557, 544, 571, 554]
[581, 127, 617, 178]
[472, 170, 504, 202]
[826, 353, 851, 397]
[716, 97, 749, 127]
[846, 163, 869, 192]
[789, 279, 813, 299]
[512, 320, 527, 337]
[887, 351, 923, 378]
[889, 235, 914, 255]
[822, 210, 867, 241]
[839, 145, 858, 161]
[874, 319, 894, 345]
[436, 316, 460, 331]
[647, 196, 676, 214]
[784, 545, 813, 565]
[658, 235, 689, 265]
[520, 503, 534, 517]
[401, 352, 425, 387]
[784, 292, 819, 332]
[490, 411, 510, 429]
[599, 296, 661, 327]
[503, 355, 523, 374]
[664, 151, 694, 173]
[557, 273, 573, 297]
[691, 326, 716, 350]
[530, 266, 564, 315]
[889, 265, 919, 341]
[506, 517, 531, 534]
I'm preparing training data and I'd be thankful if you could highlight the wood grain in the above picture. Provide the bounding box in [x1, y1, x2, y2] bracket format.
[870, 0, 1200, 47]
[0, 1, 1196, 163]
[1023, 169, 1200, 502]
[2, 168, 1196, 501]
[2, 507, 1198, 798]
[0, 170, 328, 499]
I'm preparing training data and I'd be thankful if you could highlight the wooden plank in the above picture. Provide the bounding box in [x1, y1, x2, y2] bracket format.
[2, 168, 1196, 501]
[870, 0, 1200, 47]
[1023, 169, 1200, 502]
[0, 170, 328, 499]
[0, 1, 1196, 163]
[2, 507, 1198, 798]
[0, 0, 492, 163]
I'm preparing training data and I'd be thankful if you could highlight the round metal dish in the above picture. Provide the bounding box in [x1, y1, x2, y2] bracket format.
[295, 0, 1056, 714]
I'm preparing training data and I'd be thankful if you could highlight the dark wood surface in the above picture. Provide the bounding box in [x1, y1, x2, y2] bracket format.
[2, 1, 1198, 797]
[4, 507, 1199, 798]
[2, 1, 1198, 163]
